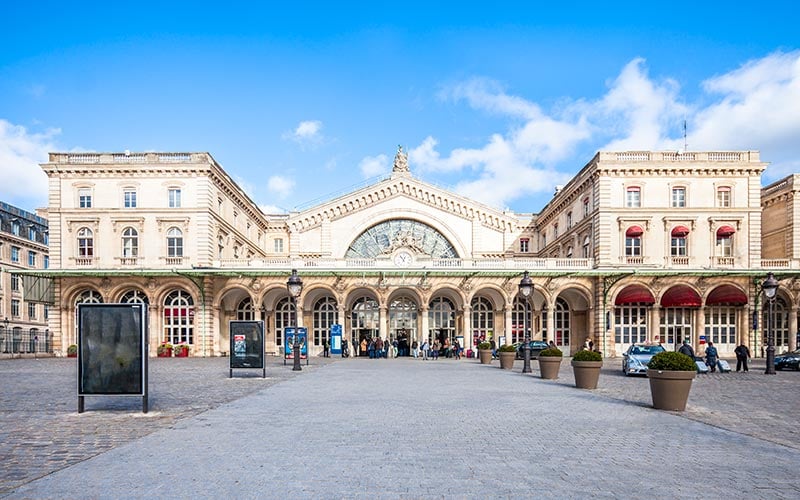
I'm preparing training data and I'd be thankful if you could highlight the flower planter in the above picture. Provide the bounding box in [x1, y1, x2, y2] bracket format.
[174, 347, 189, 357]
[478, 349, 493, 364]
[499, 351, 516, 369]
[571, 360, 602, 389]
[647, 370, 696, 411]
[538, 356, 562, 379]
[67, 353, 77, 358]
[157, 348, 172, 358]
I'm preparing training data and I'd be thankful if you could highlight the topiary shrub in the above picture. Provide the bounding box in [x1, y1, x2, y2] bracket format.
[539, 347, 563, 357]
[648, 351, 695, 371]
[477, 341, 492, 350]
[67, 344, 78, 356]
[498, 344, 516, 352]
[572, 350, 602, 362]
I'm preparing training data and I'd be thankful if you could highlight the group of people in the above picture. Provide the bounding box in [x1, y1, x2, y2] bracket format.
[678, 339, 752, 372]
[415, 338, 462, 360]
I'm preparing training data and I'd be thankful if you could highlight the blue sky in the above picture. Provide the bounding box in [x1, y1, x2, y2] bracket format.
[2, 1, 799, 214]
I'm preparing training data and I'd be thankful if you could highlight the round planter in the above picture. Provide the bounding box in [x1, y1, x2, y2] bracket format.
[647, 370, 696, 411]
[499, 351, 516, 369]
[157, 348, 172, 358]
[538, 356, 562, 379]
[571, 360, 603, 389]
[478, 349, 493, 364]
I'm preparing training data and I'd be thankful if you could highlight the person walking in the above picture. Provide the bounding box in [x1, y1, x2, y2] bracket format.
[421, 340, 429, 360]
[734, 343, 751, 372]
[323, 339, 330, 358]
[705, 341, 719, 373]
[678, 339, 695, 359]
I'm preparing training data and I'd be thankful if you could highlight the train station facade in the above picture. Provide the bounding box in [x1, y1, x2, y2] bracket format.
[31, 148, 800, 358]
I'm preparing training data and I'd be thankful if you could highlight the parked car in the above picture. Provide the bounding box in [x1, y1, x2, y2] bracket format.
[622, 344, 666, 376]
[774, 349, 800, 371]
[514, 340, 549, 360]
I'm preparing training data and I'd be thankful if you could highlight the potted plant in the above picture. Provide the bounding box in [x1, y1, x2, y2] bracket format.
[538, 347, 563, 379]
[647, 351, 696, 411]
[498, 344, 517, 369]
[173, 343, 190, 357]
[157, 342, 173, 357]
[67, 344, 78, 358]
[477, 341, 493, 364]
[571, 349, 603, 389]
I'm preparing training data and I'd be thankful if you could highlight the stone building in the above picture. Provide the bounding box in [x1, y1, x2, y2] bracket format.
[26, 147, 798, 358]
[0, 202, 51, 356]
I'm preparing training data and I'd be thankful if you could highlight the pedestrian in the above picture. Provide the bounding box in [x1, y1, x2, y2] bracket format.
[705, 341, 719, 373]
[341, 339, 349, 358]
[411, 340, 419, 358]
[490, 339, 497, 359]
[548, 340, 556, 350]
[734, 343, 751, 372]
[588, 339, 594, 351]
[432, 340, 440, 360]
[678, 339, 695, 359]
[323, 339, 330, 357]
[421, 340, 430, 360]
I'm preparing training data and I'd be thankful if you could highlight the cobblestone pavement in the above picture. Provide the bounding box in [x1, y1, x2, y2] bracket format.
[1, 355, 799, 498]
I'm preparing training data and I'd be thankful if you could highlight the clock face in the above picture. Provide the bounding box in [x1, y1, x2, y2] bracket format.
[393, 251, 413, 267]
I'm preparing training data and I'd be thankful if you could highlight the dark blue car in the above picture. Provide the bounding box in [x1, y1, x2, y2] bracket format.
[774, 349, 800, 371]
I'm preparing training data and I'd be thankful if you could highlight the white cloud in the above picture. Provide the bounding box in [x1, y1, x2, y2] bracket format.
[267, 175, 295, 200]
[0, 119, 59, 207]
[358, 154, 389, 177]
[412, 50, 800, 208]
[258, 203, 287, 215]
[282, 120, 324, 147]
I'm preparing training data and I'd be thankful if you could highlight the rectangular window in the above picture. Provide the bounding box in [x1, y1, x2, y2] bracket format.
[11, 299, 20, 317]
[44, 256, 49, 269]
[717, 236, 733, 257]
[169, 188, 182, 208]
[44, 306, 49, 320]
[11, 274, 20, 291]
[583, 199, 590, 218]
[519, 238, 529, 253]
[28, 302, 36, 320]
[28, 251, 36, 267]
[123, 189, 137, 208]
[672, 187, 686, 208]
[29, 228, 37, 241]
[78, 188, 92, 208]
[274, 238, 284, 253]
[626, 187, 641, 208]
[717, 187, 731, 208]
[671, 237, 687, 256]
[12, 221, 20, 236]
[11, 246, 20, 262]
[567, 212, 573, 228]
[625, 237, 641, 256]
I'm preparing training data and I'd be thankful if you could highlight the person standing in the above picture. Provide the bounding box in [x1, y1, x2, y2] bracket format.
[421, 340, 429, 360]
[705, 341, 719, 373]
[411, 340, 419, 358]
[734, 343, 751, 372]
[323, 339, 330, 358]
[678, 339, 695, 359]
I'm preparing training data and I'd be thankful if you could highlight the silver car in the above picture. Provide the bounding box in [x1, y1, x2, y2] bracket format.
[622, 344, 666, 376]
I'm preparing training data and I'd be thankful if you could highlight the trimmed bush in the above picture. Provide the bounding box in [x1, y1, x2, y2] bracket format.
[539, 347, 563, 357]
[498, 344, 516, 352]
[648, 351, 695, 371]
[572, 350, 602, 362]
[477, 342, 492, 350]
[67, 344, 78, 356]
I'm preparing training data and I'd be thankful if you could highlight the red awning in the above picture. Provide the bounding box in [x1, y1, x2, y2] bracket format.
[671, 225, 690, 237]
[716, 225, 736, 237]
[615, 285, 655, 305]
[706, 285, 748, 306]
[625, 225, 644, 237]
[660, 285, 701, 307]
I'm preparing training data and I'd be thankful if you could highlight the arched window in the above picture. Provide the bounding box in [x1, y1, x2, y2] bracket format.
[275, 297, 296, 347]
[122, 227, 139, 258]
[163, 290, 194, 344]
[583, 236, 590, 258]
[471, 297, 494, 343]
[554, 297, 571, 348]
[77, 228, 94, 258]
[428, 297, 455, 344]
[313, 296, 338, 346]
[345, 219, 458, 259]
[167, 228, 183, 257]
[351, 296, 379, 350]
[389, 297, 418, 340]
[625, 226, 643, 257]
[76, 289, 103, 304]
[237, 297, 254, 321]
[120, 289, 149, 305]
[511, 295, 530, 344]
[671, 226, 690, 257]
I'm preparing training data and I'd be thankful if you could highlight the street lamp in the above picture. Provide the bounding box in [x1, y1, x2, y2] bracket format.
[287, 269, 304, 371]
[3, 317, 9, 355]
[762, 272, 778, 375]
[519, 271, 533, 374]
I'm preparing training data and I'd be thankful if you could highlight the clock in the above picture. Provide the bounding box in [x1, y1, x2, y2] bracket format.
[393, 250, 413, 267]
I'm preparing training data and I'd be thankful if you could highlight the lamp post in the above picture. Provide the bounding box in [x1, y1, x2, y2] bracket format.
[519, 271, 533, 373]
[3, 317, 9, 355]
[762, 272, 778, 375]
[287, 269, 304, 371]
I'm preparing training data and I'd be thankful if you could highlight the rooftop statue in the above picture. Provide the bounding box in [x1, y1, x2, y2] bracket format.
[393, 145, 409, 172]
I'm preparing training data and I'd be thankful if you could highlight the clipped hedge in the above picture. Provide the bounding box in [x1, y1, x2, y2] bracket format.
[572, 350, 602, 362]
[539, 347, 563, 357]
[498, 344, 516, 352]
[477, 342, 492, 350]
[647, 351, 696, 371]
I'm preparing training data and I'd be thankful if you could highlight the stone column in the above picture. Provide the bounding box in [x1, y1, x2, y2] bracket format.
[503, 304, 513, 345]
[463, 304, 472, 349]
[420, 306, 429, 344]
[650, 304, 661, 344]
[547, 303, 556, 344]
[789, 307, 798, 352]
[695, 306, 707, 353]
[380, 305, 388, 340]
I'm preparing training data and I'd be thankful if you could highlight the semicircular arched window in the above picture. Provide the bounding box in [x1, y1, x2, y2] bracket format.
[345, 219, 458, 259]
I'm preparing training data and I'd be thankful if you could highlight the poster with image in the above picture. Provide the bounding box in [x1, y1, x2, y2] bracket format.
[229, 321, 264, 369]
